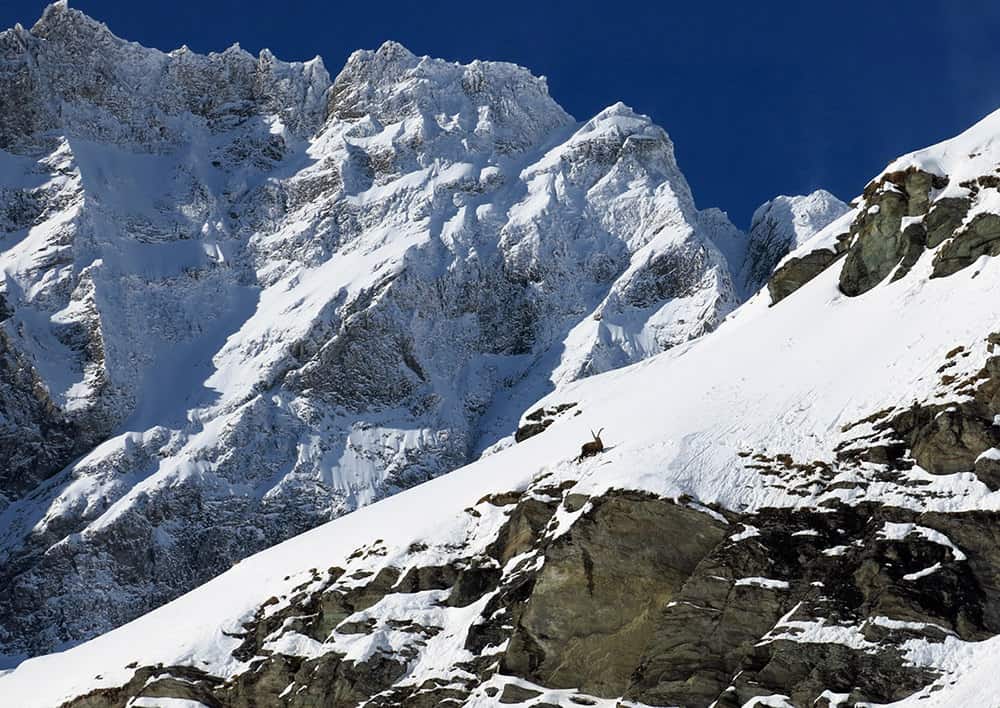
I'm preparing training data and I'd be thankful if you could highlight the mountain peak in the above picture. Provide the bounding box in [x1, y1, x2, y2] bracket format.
[327, 41, 571, 155]
[750, 189, 847, 230]
[596, 100, 643, 119]
[31, 0, 112, 40]
[376, 39, 417, 62]
[338, 40, 420, 82]
[739, 189, 849, 296]
[0, 5, 750, 666]
[36, 0, 70, 23]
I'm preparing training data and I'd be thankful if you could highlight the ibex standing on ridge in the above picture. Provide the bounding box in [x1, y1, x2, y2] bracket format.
[577, 428, 604, 461]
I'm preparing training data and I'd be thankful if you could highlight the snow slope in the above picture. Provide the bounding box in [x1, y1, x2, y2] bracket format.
[6, 108, 1000, 706]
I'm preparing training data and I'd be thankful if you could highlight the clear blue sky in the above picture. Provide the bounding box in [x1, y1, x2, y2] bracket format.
[4, 0, 1000, 226]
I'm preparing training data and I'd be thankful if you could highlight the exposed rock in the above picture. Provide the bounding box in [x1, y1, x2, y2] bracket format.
[845, 341, 1000, 488]
[498, 683, 542, 702]
[839, 168, 947, 296]
[62, 665, 223, 708]
[830, 160, 1000, 296]
[925, 197, 972, 249]
[910, 405, 999, 476]
[764, 157, 1000, 307]
[768, 247, 843, 304]
[514, 403, 578, 443]
[0, 328, 93, 505]
[501, 492, 728, 696]
[60, 481, 1000, 708]
[933, 211, 1000, 277]
[627, 502, 999, 706]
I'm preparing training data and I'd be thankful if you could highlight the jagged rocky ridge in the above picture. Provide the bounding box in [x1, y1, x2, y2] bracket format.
[7, 103, 1000, 706]
[0, 3, 851, 661]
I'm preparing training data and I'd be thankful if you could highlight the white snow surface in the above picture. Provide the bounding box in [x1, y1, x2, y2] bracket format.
[877, 522, 967, 561]
[734, 577, 789, 589]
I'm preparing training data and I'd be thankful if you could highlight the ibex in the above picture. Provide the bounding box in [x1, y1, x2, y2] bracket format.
[577, 428, 604, 461]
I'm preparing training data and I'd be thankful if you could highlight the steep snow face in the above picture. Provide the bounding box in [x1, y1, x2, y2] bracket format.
[0, 4, 743, 659]
[6, 108, 1000, 708]
[738, 189, 849, 296]
[489, 103, 742, 400]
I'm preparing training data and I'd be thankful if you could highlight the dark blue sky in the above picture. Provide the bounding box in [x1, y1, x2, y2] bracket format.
[4, 1, 1000, 226]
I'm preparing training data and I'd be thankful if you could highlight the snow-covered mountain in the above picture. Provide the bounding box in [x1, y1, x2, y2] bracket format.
[739, 190, 849, 296]
[6, 92, 1000, 707]
[0, 2, 816, 662]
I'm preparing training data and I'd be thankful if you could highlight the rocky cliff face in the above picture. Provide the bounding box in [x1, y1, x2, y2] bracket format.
[0, 3, 751, 660]
[60, 491, 1000, 708]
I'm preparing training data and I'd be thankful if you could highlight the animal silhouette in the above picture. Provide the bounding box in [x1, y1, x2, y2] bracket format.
[577, 428, 604, 461]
